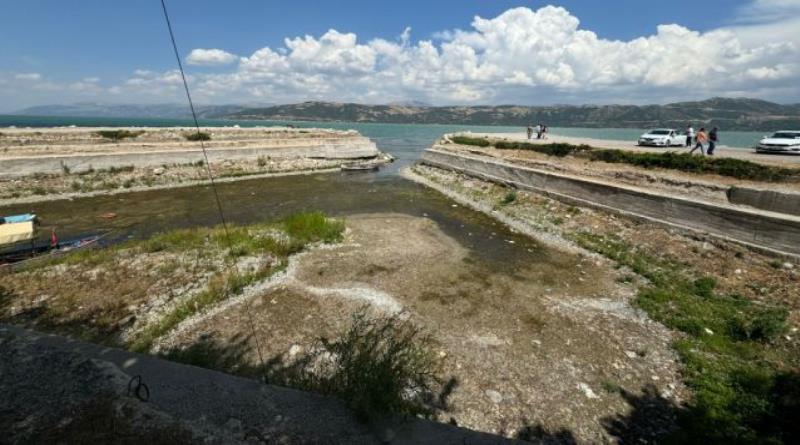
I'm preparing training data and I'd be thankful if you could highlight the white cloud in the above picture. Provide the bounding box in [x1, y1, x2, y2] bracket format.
[186, 48, 238, 66]
[4, 2, 800, 107]
[180, 4, 797, 104]
[14, 72, 42, 81]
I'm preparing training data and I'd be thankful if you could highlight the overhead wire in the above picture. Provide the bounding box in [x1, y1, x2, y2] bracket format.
[159, 0, 268, 379]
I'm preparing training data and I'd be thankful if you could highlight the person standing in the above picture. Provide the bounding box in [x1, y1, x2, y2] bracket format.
[535, 124, 542, 139]
[708, 127, 719, 155]
[527, 125, 533, 140]
[542, 125, 548, 139]
[685, 125, 695, 147]
[690, 127, 707, 155]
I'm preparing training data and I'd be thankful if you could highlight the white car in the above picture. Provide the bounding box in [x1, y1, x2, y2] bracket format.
[637, 129, 687, 147]
[755, 130, 800, 154]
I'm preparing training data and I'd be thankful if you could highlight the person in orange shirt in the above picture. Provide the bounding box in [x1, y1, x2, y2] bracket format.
[690, 127, 707, 155]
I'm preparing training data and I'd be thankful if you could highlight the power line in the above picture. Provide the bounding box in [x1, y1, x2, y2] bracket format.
[159, 0, 267, 379]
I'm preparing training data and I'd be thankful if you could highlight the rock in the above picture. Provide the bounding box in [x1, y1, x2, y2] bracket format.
[783, 262, 794, 270]
[152, 167, 165, 175]
[288, 344, 303, 357]
[578, 383, 599, 399]
[485, 389, 503, 404]
[704, 328, 714, 335]
[734, 269, 742, 275]
[624, 350, 637, 359]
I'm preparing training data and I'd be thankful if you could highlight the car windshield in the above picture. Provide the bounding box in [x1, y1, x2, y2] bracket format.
[649, 130, 671, 135]
[771, 132, 800, 139]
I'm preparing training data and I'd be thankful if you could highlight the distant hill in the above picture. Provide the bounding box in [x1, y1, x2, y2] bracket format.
[12, 103, 254, 119]
[230, 98, 800, 131]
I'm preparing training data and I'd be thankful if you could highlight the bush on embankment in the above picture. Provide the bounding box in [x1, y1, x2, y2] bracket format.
[94, 130, 145, 141]
[587, 149, 800, 182]
[450, 135, 491, 147]
[184, 131, 212, 141]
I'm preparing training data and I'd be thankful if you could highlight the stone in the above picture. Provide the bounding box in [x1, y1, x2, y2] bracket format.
[578, 383, 599, 399]
[288, 344, 303, 357]
[485, 389, 503, 404]
[152, 167, 165, 175]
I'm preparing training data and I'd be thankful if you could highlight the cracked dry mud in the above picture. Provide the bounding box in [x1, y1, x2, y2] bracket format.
[166, 213, 685, 442]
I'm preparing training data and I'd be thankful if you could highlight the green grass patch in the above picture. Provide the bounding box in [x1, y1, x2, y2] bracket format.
[450, 135, 491, 147]
[184, 131, 211, 141]
[94, 130, 145, 141]
[571, 231, 796, 443]
[586, 150, 800, 182]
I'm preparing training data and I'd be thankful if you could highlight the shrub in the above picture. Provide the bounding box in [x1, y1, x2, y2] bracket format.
[60, 161, 71, 175]
[94, 130, 145, 141]
[274, 309, 441, 420]
[184, 131, 211, 141]
[501, 190, 517, 205]
[450, 135, 491, 147]
[494, 141, 591, 157]
[257, 156, 267, 167]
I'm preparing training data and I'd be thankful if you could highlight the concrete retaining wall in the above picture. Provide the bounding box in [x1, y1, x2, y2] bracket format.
[727, 186, 800, 217]
[0, 141, 379, 178]
[421, 149, 800, 257]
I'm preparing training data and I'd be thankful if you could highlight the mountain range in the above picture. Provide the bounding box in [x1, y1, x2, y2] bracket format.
[12, 103, 256, 119]
[13, 98, 800, 131]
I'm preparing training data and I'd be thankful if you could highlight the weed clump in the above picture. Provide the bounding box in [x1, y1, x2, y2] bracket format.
[500, 190, 517, 205]
[94, 130, 145, 141]
[273, 309, 441, 420]
[184, 131, 211, 141]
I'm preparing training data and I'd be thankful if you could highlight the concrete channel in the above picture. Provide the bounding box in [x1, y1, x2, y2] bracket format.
[421, 148, 800, 258]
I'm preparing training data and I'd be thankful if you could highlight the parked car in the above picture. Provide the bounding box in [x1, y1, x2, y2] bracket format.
[637, 129, 687, 147]
[755, 130, 800, 154]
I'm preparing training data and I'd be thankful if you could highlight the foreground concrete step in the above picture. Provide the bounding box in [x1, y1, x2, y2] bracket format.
[0, 324, 522, 444]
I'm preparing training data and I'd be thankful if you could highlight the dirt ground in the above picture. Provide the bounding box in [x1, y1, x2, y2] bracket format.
[163, 214, 686, 443]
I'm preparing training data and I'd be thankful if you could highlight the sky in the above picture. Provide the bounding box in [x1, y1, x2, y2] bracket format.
[1, 0, 799, 111]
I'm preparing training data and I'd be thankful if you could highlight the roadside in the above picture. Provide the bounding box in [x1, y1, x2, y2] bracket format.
[477, 132, 800, 166]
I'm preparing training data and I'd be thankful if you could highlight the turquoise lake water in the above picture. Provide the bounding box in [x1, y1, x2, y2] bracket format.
[0, 115, 764, 166]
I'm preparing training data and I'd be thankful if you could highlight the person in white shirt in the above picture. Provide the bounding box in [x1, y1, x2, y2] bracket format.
[685, 125, 695, 148]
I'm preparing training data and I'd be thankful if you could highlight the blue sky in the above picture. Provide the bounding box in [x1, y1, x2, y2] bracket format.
[1, 0, 799, 110]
